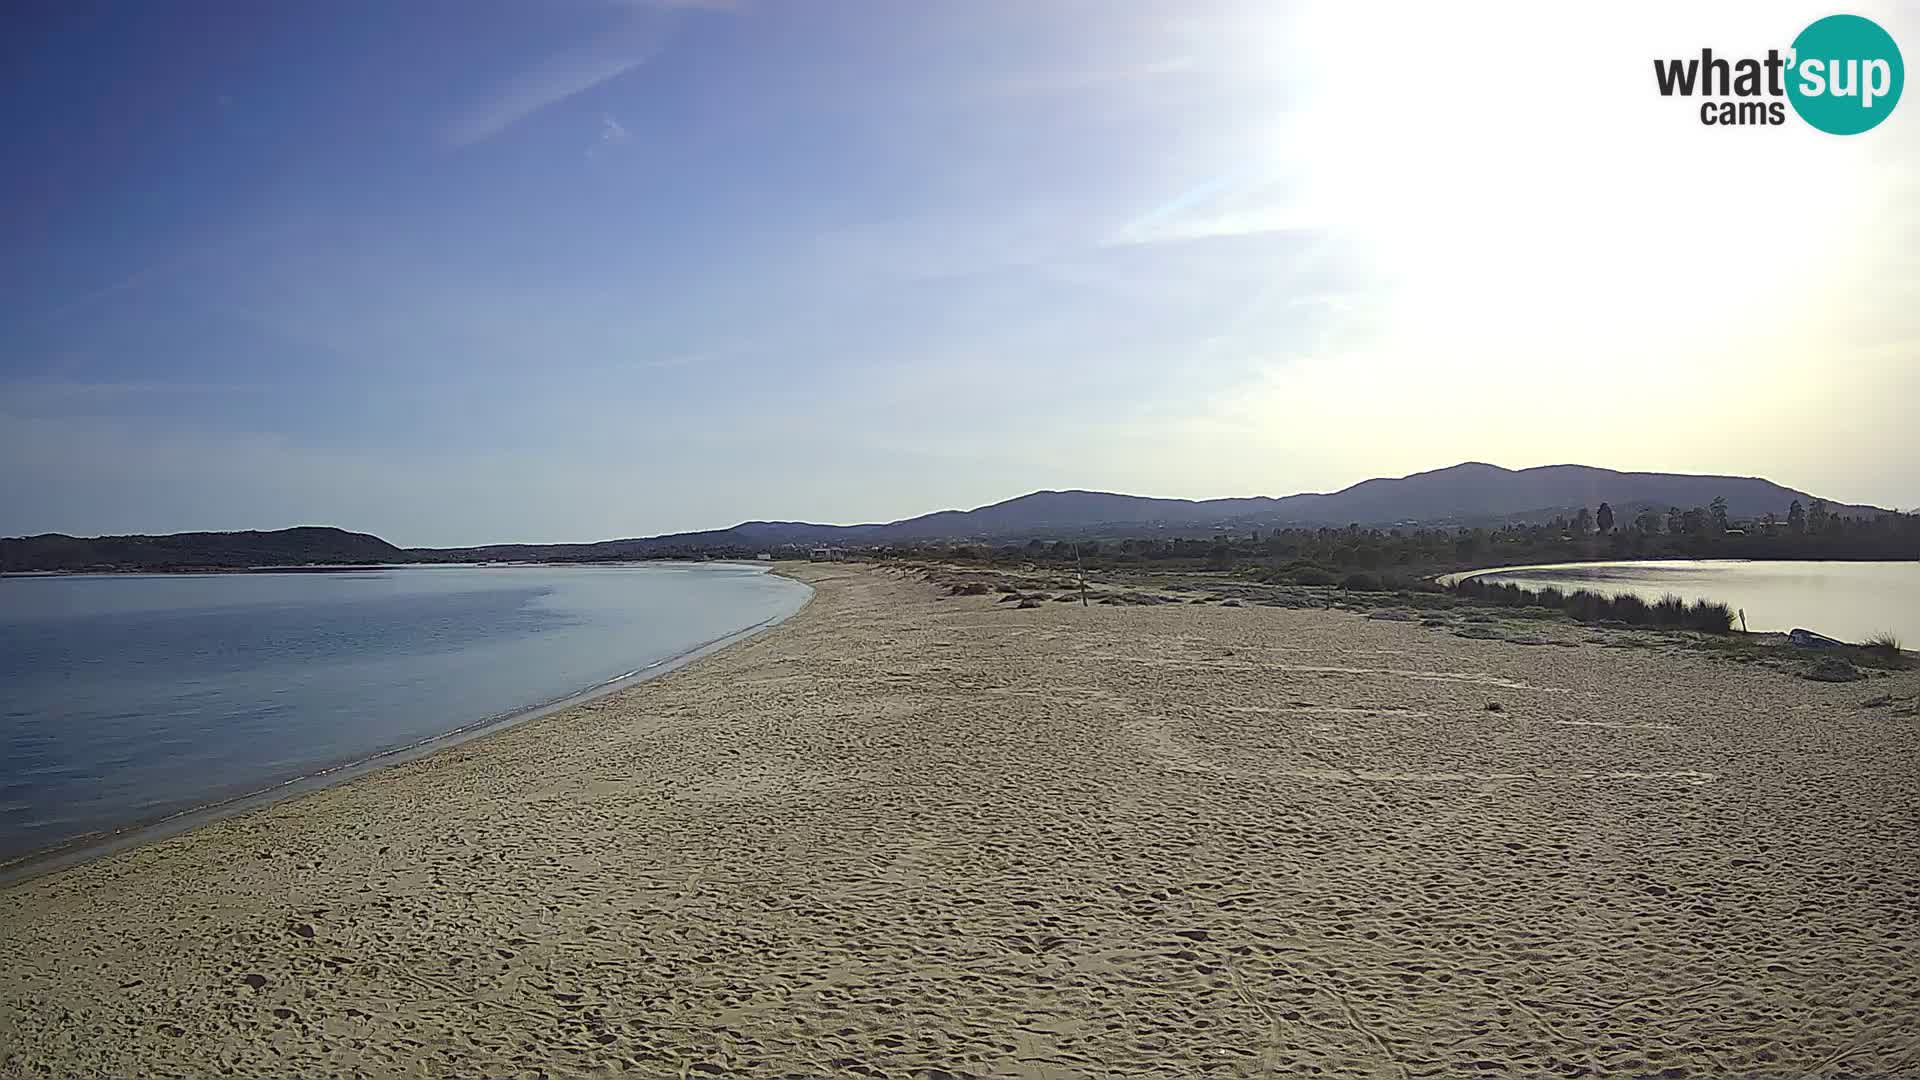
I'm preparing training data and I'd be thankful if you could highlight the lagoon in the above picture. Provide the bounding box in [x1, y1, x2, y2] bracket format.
[1457, 559, 1919, 643]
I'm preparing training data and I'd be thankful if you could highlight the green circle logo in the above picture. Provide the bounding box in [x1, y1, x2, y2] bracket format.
[1787, 14, 1904, 134]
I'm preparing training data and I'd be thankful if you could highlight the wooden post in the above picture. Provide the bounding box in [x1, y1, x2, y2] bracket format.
[1074, 542, 1088, 607]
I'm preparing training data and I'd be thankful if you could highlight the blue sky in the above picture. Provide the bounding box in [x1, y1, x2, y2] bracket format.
[4, 1, 1916, 545]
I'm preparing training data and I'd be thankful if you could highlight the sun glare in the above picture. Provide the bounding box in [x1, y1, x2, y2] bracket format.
[1273, 1, 1874, 383]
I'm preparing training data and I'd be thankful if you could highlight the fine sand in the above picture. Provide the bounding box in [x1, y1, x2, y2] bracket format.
[3, 564, 1918, 1079]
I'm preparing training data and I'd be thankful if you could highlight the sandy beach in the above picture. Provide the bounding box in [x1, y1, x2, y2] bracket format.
[3, 562, 1917, 1079]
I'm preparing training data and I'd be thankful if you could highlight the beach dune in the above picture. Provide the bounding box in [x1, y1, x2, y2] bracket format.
[3, 564, 1917, 1079]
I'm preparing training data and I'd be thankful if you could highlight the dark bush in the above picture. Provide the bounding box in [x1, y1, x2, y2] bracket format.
[1561, 589, 1604, 621]
[1341, 572, 1382, 591]
[1864, 631, 1904, 659]
[1451, 578, 1735, 632]
[1611, 594, 1653, 625]
[1686, 600, 1735, 632]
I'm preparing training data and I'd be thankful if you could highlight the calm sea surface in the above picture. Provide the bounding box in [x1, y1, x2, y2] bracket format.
[0, 564, 809, 865]
[1460, 560, 1919, 642]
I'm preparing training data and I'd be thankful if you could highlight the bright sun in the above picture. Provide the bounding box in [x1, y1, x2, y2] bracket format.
[1266, 0, 1875, 385]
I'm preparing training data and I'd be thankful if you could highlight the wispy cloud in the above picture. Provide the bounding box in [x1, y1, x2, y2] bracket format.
[586, 112, 632, 159]
[612, 0, 743, 9]
[985, 56, 1197, 99]
[39, 258, 189, 322]
[27, 221, 308, 327]
[1100, 161, 1331, 249]
[639, 352, 699, 369]
[2, 378, 254, 402]
[444, 17, 673, 148]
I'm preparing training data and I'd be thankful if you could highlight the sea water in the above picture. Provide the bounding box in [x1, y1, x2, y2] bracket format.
[0, 563, 808, 865]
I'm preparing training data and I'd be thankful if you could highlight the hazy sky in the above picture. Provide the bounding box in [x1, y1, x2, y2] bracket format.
[3, 1, 1915, 545]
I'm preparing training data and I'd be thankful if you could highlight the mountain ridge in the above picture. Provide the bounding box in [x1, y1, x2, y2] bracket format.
[3, 463, 1897, 571]
[0, 527, 405, 572]
[417, 461, 1892, 560]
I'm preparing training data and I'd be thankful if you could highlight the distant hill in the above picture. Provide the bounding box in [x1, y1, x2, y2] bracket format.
[0, 527, 407, 572]
[419, 462, 1890, 559]
[1242, 461, 1884, 529]
[5, 463, 1891, 570]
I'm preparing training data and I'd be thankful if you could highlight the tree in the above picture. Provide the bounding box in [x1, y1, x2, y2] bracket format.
[1635, 509, 1665, 535]
[1808, 499, 1829, 535]
[1596, 502, 1615, 534]
[1574, 507, 1594, 534]
[1710, 496, 1730, 533]
[1667, 506, 1686, 535]
[1788, 500, 1806, 535]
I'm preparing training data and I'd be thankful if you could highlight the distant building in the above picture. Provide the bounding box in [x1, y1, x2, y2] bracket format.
[808, 546, 846, 562]
[756, 553, 773, 561]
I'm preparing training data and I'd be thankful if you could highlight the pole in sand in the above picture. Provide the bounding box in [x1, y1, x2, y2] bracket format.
[1074, 542, 1088, 607]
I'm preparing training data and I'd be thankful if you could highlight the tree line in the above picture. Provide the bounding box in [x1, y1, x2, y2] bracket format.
[865, 500, 1919, 582]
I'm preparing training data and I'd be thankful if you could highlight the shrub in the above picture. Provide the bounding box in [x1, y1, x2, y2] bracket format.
[1342, 572, 1382, 591]
[1686, 600, 1736, 633]
[1863, 632, 1906, 664]
[1611, 594, 1653, 625]
[1292, 567, 1340, 586]
[1561, 589, 1599, 621]
[1654, 594, 1688, 624]
[1487, 581, 1527, 606]
[1449, 578, 1736, 633]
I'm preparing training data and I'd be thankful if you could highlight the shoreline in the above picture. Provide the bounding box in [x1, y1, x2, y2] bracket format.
[1441, 557, 1919, 643]
[1438, 554, 1920, 587]
[0, 572, 814, 887]
[4, 563, 1916, 1078]
[0, 557, 778, 578]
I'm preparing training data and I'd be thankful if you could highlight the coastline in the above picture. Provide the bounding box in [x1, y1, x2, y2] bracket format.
[4, 563, 1916, 1078]
[1439, 554, 1920, 587]
[1443, 558, 1920, 643]
[1436, 556, 1722, 587]
[0, 557, 777, 578]
[0, 570, 814, 886]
